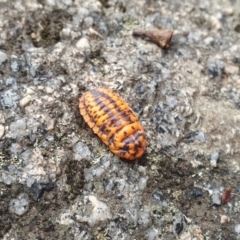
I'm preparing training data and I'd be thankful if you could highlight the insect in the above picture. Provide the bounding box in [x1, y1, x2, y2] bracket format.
[221, 187, 232, 204]
[79, 88, 147, 160]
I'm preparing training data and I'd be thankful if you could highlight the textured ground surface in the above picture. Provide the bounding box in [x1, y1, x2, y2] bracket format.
[0, 0, 240, 239]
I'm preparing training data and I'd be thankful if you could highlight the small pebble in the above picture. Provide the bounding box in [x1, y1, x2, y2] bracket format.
[9, 193, 29, 216]
[173, 214, 183, 235]
[0, 112, 5, 124]
[220, 215, 230, 224]
[20, 95, 32, 107]
[0, 124, 4, 139]
[209, 151, 219, 167]
[235, 224, 240, 234]
[211, 190, 221, 205]
[0, 89, 20, 109]
[0, 51, 8, 65]
[76, 37, 90, 52]
[73, 141, 92, 161]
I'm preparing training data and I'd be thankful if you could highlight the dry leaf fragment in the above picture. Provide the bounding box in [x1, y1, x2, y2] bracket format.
[133, 28, 173, 48]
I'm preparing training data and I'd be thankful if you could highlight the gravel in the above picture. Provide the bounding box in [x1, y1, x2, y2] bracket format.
[0, 0, 240, 239]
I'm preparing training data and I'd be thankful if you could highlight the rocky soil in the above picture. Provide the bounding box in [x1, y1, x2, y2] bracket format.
[0, 0, 240, 239]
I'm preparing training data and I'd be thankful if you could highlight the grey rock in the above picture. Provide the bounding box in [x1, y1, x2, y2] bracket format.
[207, 57, 224, 79]
[138, 212, 151, 229]
[98, 21, 108, 35]
[0, 51, 8, 65]
[9, 193, 29, 216]
[186, 188, 203, 198]
[1, 172, 17, 185]
[235, 224, 240, 234]
[73, 7, 89, 25]
[83, 17, 93, 27]
[84, 157, 110, 181]
[0, 79, 4, 91]
[73, 141, 92, 161]
[144, 227, 159, 240]
[9, 143, 22, 155]
[0, 89, 20, 109]
[211, 190, 221, 206]
[173, 214, 183, 235]
[194, 131, 206, 142]
[6, 164, 16, 172]
[30, 180, 54, 201]
[103, 178, 114, 191]
[33, 72, 53, 85]
[185, 131, 206, 143]
[10, 55, 21, 73]
[5, 77, 17, 89]
[8, 119, 27, 140]
[152, 190, 168, 207]
[209, 151, 219, 167]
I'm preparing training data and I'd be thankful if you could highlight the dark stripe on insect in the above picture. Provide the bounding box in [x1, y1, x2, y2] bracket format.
[121, 131, 144, 149]
[91, 90, 122, 122]
[91, 89, 119, 109]
[99, 110, 133, 135]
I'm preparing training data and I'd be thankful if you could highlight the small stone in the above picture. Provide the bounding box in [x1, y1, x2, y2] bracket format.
[0, 112, 5, 124]
[235, 224, 240, 234]
[209, 151, 219, 167]
[30, 180, 54, 201]
[1, 172, 17, 185]
[45, 0, 56, 6]
[0, 124, 4, 139]
[9, 143, 22, 155]
[0, 51, 8, 65]
[173, 214, 183, 235]
[83, 16, 93, 27]
[62, 0, 72, 5]
[138, 177, 148, 190]
[84, 157, 110, 181]
[76, 37, 90, 52]
[194, 131, 206, 142]
[152, 190, 168, 207]
[26, 177, 36, 188]
[5, 77, 17, 90]
[223, 7, 234, 15]
[9, 193, 29, 216]
[88, 195, 112, 226]
[207, 57, 224, 79]
[10, 55, 20, 73]
[211, 190, 221, 206]
[220, 215, 230, 224]
[46, 118, 55, 131]
[0, 89, 20, 109]
[47, 96, 55, 103]
[186, 188, 203, 198]
[20, 95, 32, 107]
[210, 16, 222, 30]
[73, 141, 92, 161]
[8, 119, 27, 141]
[26, 87, 36, 95]
[144, 227, 159, 240]
[45, 86, 54, 94]
[138, 212, 151, 228]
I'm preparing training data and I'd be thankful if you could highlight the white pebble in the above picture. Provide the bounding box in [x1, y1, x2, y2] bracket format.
[220, 215, 230, 224]
[20, 95, 32, 107]
[76, 37, 90, 51]
[9, 193, 29, 216]
[0, 124, 5, 139]
[0, 51, 8, 65]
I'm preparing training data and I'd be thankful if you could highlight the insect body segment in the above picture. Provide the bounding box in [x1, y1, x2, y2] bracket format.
[79, 88, 147, 160]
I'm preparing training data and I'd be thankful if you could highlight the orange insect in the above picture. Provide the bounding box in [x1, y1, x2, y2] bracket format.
[79, 88, 147, 160]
